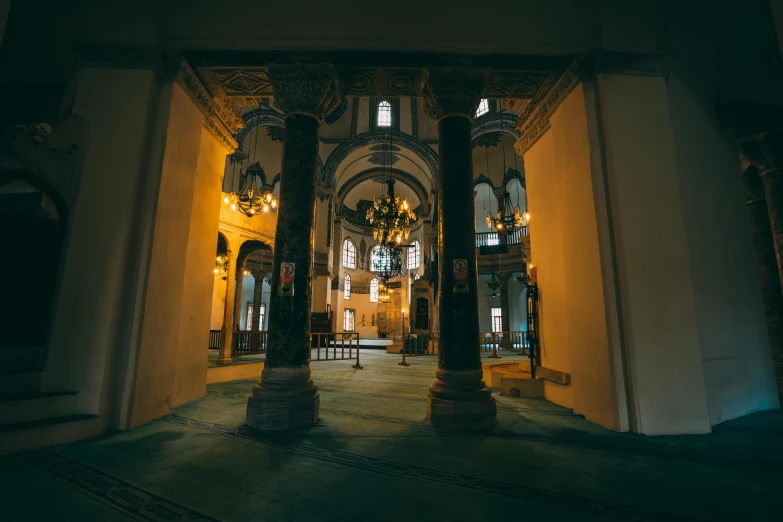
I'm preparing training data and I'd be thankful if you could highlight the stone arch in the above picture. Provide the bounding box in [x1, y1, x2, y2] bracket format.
[323, 132, 438, 189]
[336, 167, 431, 217]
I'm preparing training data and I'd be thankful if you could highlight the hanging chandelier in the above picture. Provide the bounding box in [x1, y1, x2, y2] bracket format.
[214, 255, 229, 280]
[367, 128, 416, 246]
[371, 244, 406, 281]
[367, 178, 416, 246]
[483, 132, 529, 234]
[486, 272, 501, 297]
[223, 162, 278, 217]
[222, 102, 278, 218]
[377, 280, 392, 303]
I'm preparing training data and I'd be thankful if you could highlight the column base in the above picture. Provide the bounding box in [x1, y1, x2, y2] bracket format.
[426, 369, 497, 430]
[215, 356, 234, 366]
[245, 367, 319, 430]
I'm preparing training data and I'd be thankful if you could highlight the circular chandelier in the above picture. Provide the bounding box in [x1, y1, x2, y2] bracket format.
[371, 244, 406, 281]
[223, 162, 278, 217]
[486, 192, 528, 233]
[367, 179, 416, 246]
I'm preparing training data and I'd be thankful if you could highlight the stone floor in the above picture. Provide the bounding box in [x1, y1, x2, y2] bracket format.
[1, 350, 782, 521]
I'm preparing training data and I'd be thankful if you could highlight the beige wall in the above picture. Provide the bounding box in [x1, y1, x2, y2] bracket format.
[172, 123, 226, 409]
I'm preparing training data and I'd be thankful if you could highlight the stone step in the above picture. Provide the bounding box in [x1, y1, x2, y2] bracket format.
[500, 372, 544, 398]
[0, 414, 101, 455]
[0, 391, 79, 426]
[482, 361, 528, 388]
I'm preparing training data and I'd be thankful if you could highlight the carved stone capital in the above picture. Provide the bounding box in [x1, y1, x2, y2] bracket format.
[421, 68, 488, 122]
[742, 165, 765, 203]
[267, 63, 341, 122]
[739, 129, 783, 176]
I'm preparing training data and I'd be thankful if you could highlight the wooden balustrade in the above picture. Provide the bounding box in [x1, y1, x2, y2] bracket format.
[208, 330, 222, 350]
[310, 332, 362, 368]
[232, 330, 268, 356]
[398, 333, 438, 366]
[479, 331, 530, 358]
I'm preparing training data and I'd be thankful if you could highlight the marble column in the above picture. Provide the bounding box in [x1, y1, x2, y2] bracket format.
[232, 264, 245, 332]
[217, 250, 236, 365]
[422, 68, 496, 430]
[742, 162, 783, 400]
[246, 63, 340, 430]
[251, 271, 264, 332]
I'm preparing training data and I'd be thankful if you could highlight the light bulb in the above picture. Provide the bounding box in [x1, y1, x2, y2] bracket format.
[524, 212, 531, 221]
[496, 222, 504, 230]
[271, 200, 277, 208]
[263, 204, 269, 212]
[250, 208, 255, 215]
[265, 192, 272, 203]
[529, 263, 533, 270]
[231, 203, 237, 211]
[216, 256, 221, 262]
[213, 268, 219, 274]
[223, 196, 229, 204]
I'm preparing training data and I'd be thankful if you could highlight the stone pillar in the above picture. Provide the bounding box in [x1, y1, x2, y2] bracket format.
[233, 264, 245, 331]
[217, 250, 237, 364]
[246, 63, 340, 430]
[498, 273, 511, 334]
[422, 68, 496, 430]
[251, 271, 264, 331]
[741, 162, 783, 400]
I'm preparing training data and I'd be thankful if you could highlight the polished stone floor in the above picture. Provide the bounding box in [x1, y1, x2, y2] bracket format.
[1, 350, 782, 521]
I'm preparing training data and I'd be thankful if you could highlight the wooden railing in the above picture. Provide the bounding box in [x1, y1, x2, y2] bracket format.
[480, 331, 530, 358]
[310, 332, 362, 368]
[232, 330, 268, 356]
[476, 232, 500, 248]
[507, 226, 528, 245]
[209, 330, 222, 350]
[398, 333, 438, 366]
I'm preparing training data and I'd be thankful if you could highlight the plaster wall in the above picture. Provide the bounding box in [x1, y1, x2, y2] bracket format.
[666, 70, 780, 423]
[172, 124, 226, 409]
[238, 277, 271, 330]
[597, 74, 710, 434]
[129, 82, 204, 428]
[44, 68, 161, 418]
[210, 277, 226, 329]
[524, 85, 617, 429]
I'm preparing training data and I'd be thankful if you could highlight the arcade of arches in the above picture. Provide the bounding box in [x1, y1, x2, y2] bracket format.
[2, 2, 783, 519]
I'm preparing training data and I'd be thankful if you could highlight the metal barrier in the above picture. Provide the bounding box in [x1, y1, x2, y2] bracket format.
[232, 331, 268, 356]
[208, 330, 222, 350]
[479, 331, 530, 358]
[399, 333, 438, 366]
[310, 332, 363, 369]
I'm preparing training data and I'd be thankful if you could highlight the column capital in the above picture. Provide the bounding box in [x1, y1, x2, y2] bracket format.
[267, 63, 341, 122]
[421, 68, 488, 122]
[739, 129, 783, 176]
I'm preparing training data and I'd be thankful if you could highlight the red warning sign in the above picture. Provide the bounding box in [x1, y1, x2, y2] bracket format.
[453, 259, 468, 281]
[280, 262, 295, 283]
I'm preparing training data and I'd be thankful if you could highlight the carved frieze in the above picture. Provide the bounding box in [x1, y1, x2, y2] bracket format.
[421, 68, 488, 121]
[266, 63, 341, 121]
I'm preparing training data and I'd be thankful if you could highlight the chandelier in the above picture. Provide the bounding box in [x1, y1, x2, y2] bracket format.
[486, 272, 501, 297]
[367, 179, 416, 246]
[372, 244, 406, 281]
[214, 255, 229, 280]
[486, 191, 528, 233]
[224, 162, 278, 217]
[222, 102, 278, 218]
[377, 280, 392, 303]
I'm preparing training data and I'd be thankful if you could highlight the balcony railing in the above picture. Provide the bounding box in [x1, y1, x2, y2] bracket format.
[475, 226, 527, 248]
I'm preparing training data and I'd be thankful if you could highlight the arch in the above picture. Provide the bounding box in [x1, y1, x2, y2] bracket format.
[473, 173, 494, 189]
[323, 132, 439, 189]
[336, 167, 431, 217]
[344, 274, 351, 300]
[342, 238, 356, 269]
[502, 166, 525, 188]
[471, 112, 520, 140]
[370, 277, 379, 302]
[236, 239, 272, 269]
[216, 231, 229, 255]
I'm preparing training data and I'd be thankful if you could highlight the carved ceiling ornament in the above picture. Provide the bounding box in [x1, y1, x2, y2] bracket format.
[266, 63, 342, 122]
[738, 130, 783, 176]
[421, 68, 489, 122]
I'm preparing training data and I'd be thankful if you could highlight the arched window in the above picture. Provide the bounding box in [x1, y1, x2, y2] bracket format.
[476, 99, 489, 117]
[370, 277, 379, 302]
[377, 100, 392, 127]
[344, 274, 351, 300]
[342, 239, 356, 269]
[407, 241, 420, 270]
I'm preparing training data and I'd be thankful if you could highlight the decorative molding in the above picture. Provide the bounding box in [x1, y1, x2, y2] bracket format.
[266, 63, 341, 121]
[368, 151, 400, 166]
[473, 173, 494, 188]
[325, 97, 348, 124]
[340, 68, 422, 97]
[421, 68, 488, 121]
[502, 167, 524, 187]
[313, 252, 330, 276]
[472, 112, 521, 139]
[472, 132, 502, 148]
[176, 61, 239, 152]
[591, 52, 675, 80]
[323, 132, 438, 188]
[350, 98, 359, 138]
[485, 71, 550, 98]
[411, 98, 419, 139]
